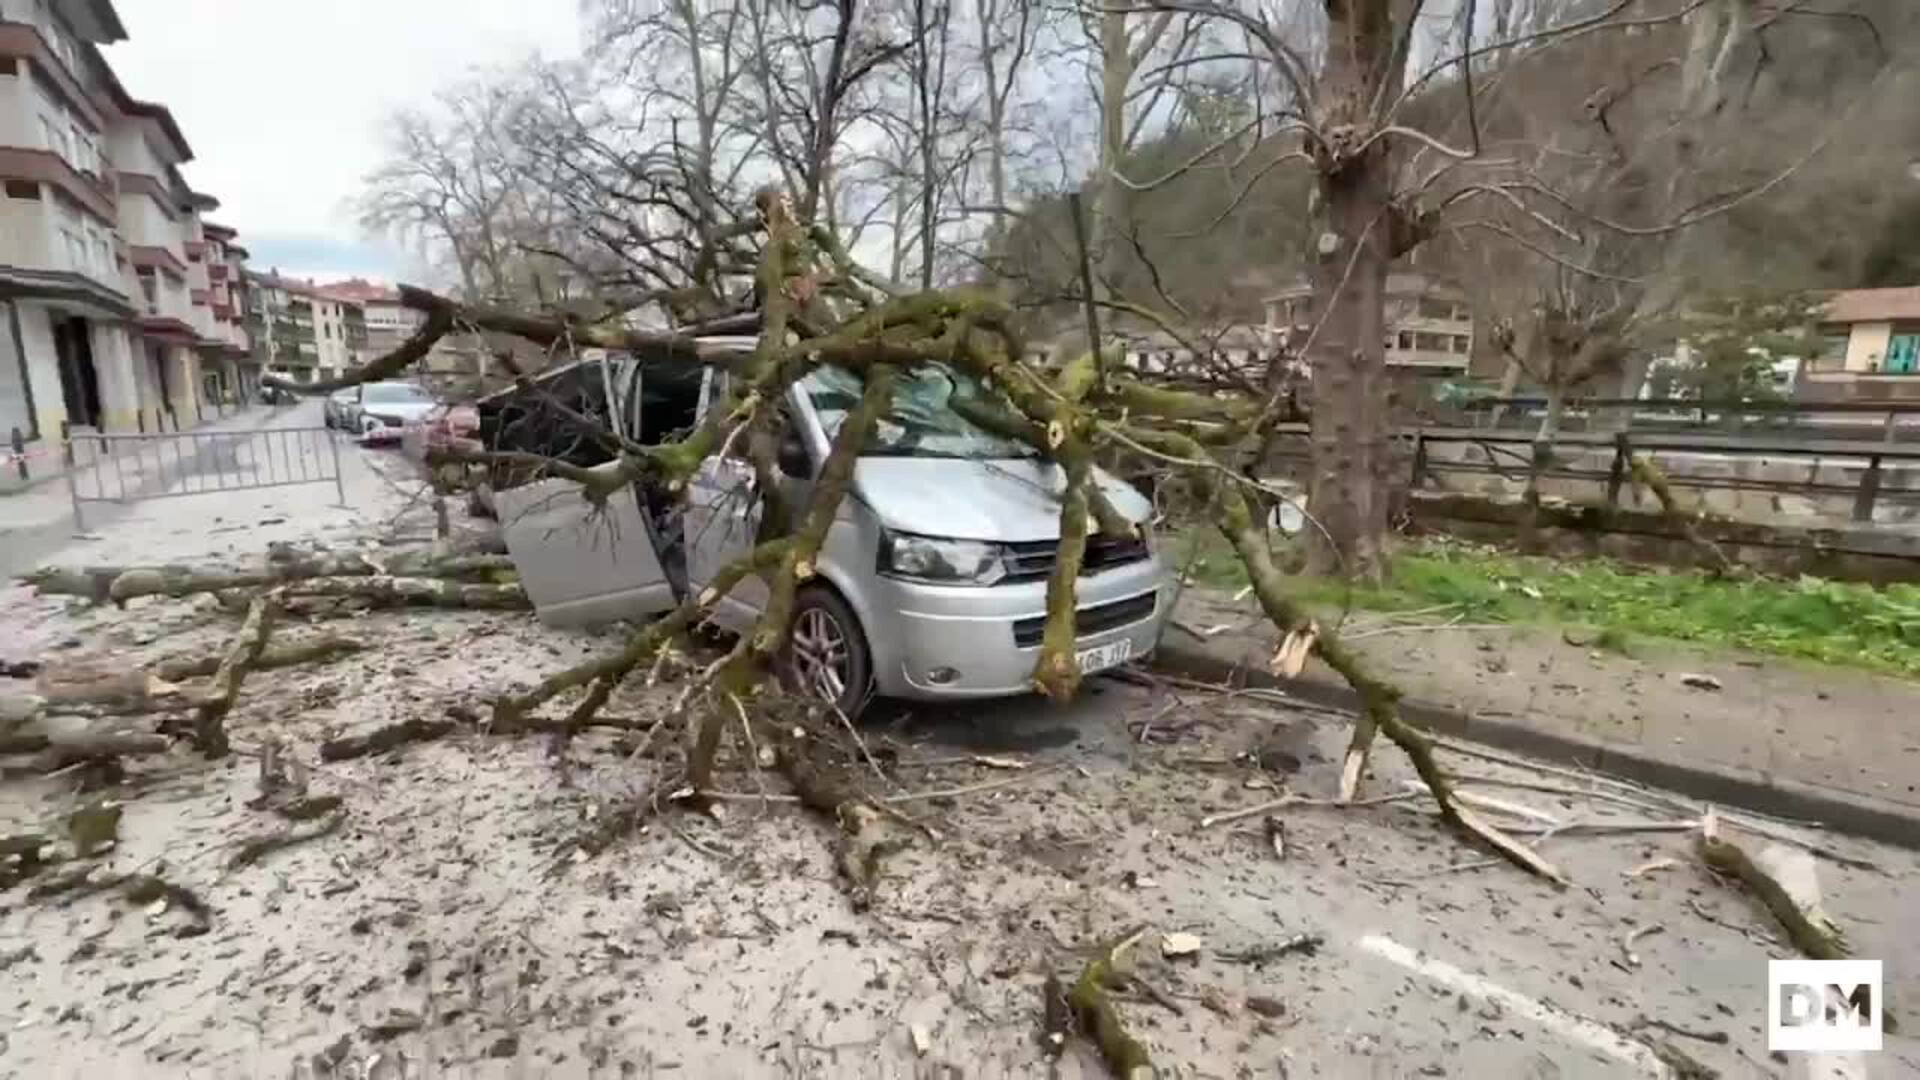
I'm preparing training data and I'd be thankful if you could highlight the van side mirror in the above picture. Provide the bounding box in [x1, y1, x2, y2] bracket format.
[777, 432, 812, 477]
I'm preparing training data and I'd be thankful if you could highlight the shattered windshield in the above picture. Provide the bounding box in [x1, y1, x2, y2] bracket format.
[803, 363, 1037, 460]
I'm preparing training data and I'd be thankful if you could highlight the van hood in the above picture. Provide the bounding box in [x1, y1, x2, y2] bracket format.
[852, 457, 1151, 541]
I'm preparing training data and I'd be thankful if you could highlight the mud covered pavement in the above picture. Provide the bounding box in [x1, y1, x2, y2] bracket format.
[2, 452, 1917, 1078]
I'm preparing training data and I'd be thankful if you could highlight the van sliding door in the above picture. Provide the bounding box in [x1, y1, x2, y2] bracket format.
[682, 369, 767, 631]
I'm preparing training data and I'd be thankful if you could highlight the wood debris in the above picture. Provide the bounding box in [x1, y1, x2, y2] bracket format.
[1626, 857, 1680, 879]
[1066, 928, 1153, 1080]
[1160, 932, 1203, 959]
[1618, 923, 1664, 968]
[1269, 621, 1317, 678]
[1697, 811, 1847, 959]
[228, 811, 348, 870]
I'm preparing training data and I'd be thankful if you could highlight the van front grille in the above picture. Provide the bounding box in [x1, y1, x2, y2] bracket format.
[1012, 591, 1157, 648]
[1002, 534, 1150, 584]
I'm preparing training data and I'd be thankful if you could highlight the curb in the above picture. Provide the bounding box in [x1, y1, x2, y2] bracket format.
[1149, 640, 1920, 851]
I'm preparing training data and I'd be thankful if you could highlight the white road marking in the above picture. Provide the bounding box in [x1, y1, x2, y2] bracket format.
[1355, 933, 1672, 1077]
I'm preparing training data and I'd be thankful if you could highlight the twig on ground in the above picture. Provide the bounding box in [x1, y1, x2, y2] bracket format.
[699, 788, 801, 804]
[1504, 819, 1698, 837]
[886, 768, 1057, 804]
[155, 634, 363, 682]
[1619, 923, 1664, 969]
[1342, 621, 1510, 641]
[1630, 1016, 1730, 1045]
[1406, 781, 1562, 826]
[228, 811, 347, 870]
[828, 703, 890, 788]
[1198, 790, 1418, 829]
[319, 717, 460, 761]
[1218, 933, 1324, 965]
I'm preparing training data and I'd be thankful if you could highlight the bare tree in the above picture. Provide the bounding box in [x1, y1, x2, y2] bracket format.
[312, 0, 1901, 911]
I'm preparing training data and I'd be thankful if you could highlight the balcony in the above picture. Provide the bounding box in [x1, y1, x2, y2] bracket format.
[0, 147, 115, 222]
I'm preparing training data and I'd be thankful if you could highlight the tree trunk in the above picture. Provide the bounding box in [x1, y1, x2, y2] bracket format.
[1536, 386, 1566, 441]
[1302, 0, 1402, 582]
[1303, 161, 1394, 580]
[1091, 9, 1131, 294]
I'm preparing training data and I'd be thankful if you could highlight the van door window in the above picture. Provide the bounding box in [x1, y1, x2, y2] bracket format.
[630, 362, 704, 445]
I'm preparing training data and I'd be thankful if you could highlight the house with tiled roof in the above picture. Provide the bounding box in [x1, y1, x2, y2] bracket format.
[1799, 286, 1920, 404]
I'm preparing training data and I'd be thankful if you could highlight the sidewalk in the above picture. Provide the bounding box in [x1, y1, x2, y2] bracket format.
[0, 402, 300, 578]
[1156, 586, 1920, 847]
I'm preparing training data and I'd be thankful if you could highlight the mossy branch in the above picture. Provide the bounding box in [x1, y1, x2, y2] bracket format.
[1630, 455, 1739, 577]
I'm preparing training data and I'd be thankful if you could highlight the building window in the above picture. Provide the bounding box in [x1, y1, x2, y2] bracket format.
[39, 115, 68, 159]
[1889, 332, 1920, 375]
[1451, 334, 1470, 354]
[1396, 331, 1413, 351]
[1809, 332, 1849, 372]
[138, 272, 158, 314]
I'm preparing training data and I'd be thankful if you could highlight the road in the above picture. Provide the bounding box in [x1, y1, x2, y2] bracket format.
[1, 412, 1915, 1077]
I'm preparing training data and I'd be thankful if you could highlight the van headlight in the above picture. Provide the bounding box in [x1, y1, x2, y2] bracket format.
[878, 531, 1007, 586]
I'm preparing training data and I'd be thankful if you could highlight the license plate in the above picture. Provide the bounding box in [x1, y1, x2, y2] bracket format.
[1076, 637, 1132, 674]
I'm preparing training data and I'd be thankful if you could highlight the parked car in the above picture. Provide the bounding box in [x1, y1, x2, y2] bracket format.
[402, 401, 481, 462]
[486, 347, 1170, 717]
[353, 382, 439, 444]
[323, 387, 358, 430]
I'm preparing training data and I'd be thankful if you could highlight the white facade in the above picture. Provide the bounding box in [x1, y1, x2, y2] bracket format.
[1, 0, 251, 480]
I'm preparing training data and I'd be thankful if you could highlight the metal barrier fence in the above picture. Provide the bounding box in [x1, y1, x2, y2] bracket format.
[1259, 424, 1920, 523]
[66, 427, 344, 530]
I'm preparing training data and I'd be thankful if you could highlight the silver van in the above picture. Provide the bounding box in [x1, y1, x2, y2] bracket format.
[485, 345, 1172, 714]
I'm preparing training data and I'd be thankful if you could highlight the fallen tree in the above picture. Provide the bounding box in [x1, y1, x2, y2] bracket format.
[262, 186, 1559, 899]
[20, 550, 515, 605]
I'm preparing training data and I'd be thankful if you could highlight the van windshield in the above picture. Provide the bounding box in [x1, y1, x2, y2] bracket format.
[803, 363, 1037, 460]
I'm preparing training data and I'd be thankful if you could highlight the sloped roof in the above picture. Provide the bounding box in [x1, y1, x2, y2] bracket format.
[319, 278, 402, 304]
[1823, 286, 1920, 324]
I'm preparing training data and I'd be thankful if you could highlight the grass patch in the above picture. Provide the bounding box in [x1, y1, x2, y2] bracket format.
[1170, 530, 1920, 678]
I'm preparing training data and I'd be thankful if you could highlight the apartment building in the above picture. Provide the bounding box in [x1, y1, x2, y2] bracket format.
[1, 0, 251, 469]
[323, 277, 419, 356]
[243, 270, 372, 382]
[1264, 272, 1477, 375]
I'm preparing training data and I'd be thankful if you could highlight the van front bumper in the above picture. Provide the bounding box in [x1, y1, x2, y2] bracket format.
[864, 554, 1171, 699]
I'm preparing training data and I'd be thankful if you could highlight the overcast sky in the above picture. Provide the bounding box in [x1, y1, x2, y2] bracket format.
[104, 0, 582, 285]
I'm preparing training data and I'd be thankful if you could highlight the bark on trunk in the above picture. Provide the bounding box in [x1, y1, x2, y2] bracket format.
[154, 635, 362, 682]
[276, 577, 526, 610]
[193, 591, 279, 758]
[1302, 0, 1402, 582]
[1303, 165, 1395, 580]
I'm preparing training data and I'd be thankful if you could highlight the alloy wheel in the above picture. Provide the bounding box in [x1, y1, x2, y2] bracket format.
[788, 606, 850, 704]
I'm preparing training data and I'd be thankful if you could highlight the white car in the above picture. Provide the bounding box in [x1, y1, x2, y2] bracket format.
[354, 382, 438, 444]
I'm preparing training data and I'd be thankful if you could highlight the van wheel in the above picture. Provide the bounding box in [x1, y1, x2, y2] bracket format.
[781, 586, 872, 718]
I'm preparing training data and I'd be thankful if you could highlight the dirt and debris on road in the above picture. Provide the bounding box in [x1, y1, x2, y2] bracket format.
[4, 446, 1918, 1078]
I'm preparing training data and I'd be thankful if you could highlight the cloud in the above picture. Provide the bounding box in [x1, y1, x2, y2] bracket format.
[102, 0, 581, 282]
[240, 232, 413, 285]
